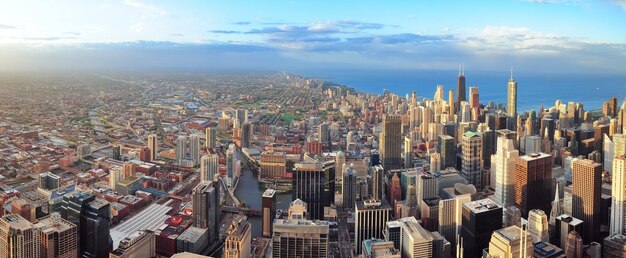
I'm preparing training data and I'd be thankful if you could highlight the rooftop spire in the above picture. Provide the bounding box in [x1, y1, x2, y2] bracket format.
[458, 63, 461, 76]
[510, 67, 513, 80]
[462, 63, 465, 76]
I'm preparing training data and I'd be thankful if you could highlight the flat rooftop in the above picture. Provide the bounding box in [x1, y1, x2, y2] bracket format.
[464, 198, 501, 214]
[110, 201, 173, 249]
[519, 152, 552, 161]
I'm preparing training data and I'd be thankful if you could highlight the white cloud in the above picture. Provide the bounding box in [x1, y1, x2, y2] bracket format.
[122, 0, 167, 17]
[131, 22, 144, 32]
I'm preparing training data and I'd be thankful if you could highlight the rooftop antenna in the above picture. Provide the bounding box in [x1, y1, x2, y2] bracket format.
[458, 64, 461, 76]
[510, 67, 513, 80]
[462, 63, 465, 76]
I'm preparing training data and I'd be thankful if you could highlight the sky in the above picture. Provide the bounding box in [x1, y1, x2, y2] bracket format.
[0, 0, 625, 74]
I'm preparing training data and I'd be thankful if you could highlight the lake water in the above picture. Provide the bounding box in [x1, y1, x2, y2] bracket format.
[301, 69, 626, 112]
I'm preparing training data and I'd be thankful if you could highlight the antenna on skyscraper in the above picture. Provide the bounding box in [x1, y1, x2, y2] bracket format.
[462, 63, 465, 76]
[458, 64, 461, 76]
[510, 67, 514, 80]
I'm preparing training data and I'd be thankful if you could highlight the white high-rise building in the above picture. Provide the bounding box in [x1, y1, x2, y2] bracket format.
[507, 70, 518, 117]
[404, 136, 413, 168]
[615, 134, 626, 158]
[611, 156, 626, 235]
[438, 194, 471, 251]
[189, 134, 201, 166]
[527, 209, 549, 243]
[200, 154, 219, 182]
[398, 217, 433, 258]
[524, 135, 541, 154]
[604, 134, 614, 173]
[176, 136, 188, 165]
[493, 136, 519, 207]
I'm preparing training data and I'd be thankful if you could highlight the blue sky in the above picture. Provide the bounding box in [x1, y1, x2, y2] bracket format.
[1, 0, 625, 73]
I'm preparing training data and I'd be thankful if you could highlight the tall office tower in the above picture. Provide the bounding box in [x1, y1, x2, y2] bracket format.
[604, 135, 615, 172]
[540, 118, 555, 142]
[226, 144, 237, 180]
[200, 154, 219, 182]
[147, 134, 158, 161]
[434, 84, 445, 100]
[438, 135, 456, 170]
[609, 97, 619, 117]
[469, 86, 480, 109]
[0, 214, 38, 258]
[191, 181, 220, 242]
[389, 172, 402, 205]
[461, 198, 503, 258]
[59, 191, 112, 258]
[397, 217, 433, 258]
[438, 194, 472, 253]
[380, 115, 402, 171]
[335, 150, 346, 180]
[416, 174, 437, 204]
[205, 127, 216, 149]
[262, 189, 276, 238]
[241, 123, 252, 148]
[430, 153, 441, 173]
[488, 225, 533, 258]
[461, 132, 483, 189]
[515, 152, 553, 218]
[34, 212, 77, 258]
[554, 215, 583, 248]
[318, 122, 330, 147]
[112, 144, 121, 160]
[493, 136, 519, 207]
[612, 156, 626, 235]
[448, 89, 455, 116]
[507, 70, 518, 117]
[189, 134, 201, 166]
[176, 135, 188, 165]
[456, 66, 466, 112]
[565, 231, 583, 258]
[615, 134, 626, 158]
[524, 135, 542, 154]
[343, 166, 357, 208]
[109, 167, 121, 190]
[235, 109, 247, 128]
[528, 209, 549, 243]
[371, 165, 384, 201]
[272, 200, 329, 258]
[293, 162, 327, 220]
[355, 199, 392, 254]
[572, 159, 602, 244]
[110, 230, 155, 258]
[404, 136, 413, 168]
[460, 102, 471, 123]
[224, 217, 251, 258]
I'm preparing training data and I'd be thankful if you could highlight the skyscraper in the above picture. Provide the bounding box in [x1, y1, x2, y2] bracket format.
[507, 69, 518, 117]
[33, 212, 77, 258]
[343, 166, 357, 208]
[528, 209, 549, 243]
[572, 159, 602, 244]
[398, 217, 434, 258]
[469, 86, 480, 109]
[0, 214, 39, 258]
[293, 162, 327, 220]
[438, 194, 471, 255]
[200, 154, 219, 182]
[380, 115, 402, 171]
[176, 135, 188, 165]
[461, 132, 483, 189]
[147, 134, 158, 161]
[355, 199, 392, 254]
[60, 191, 112, 258]
[461, 198, 503, 258]
[262, 189, 276, 238]
[191, 181, 220, 242]
[456, 66, 466, 112]
[493, 135, 519, 207]
[515, 152, 553, 218]
[565, 231, 583, 258]
[224, 217, 251, 258]
[189, 134, 201, 166]
[487, 225, 533, 258]
[241, 122, 252, 148]
[205, 127, 216, 149]
[272, 199, 329, 258]
[404, 136, 413, 168]
[318, 122, 330, 148]
[438, 135, 456, 170]
[611, 155, 626, 235]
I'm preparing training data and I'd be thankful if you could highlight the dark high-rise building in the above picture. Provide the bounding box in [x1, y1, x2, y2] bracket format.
[343, 166, 357, 208]
[191, 181, 220, 242]
[481, 129, 496, 170]
[461, 198, 503, 258]
[456, 68, 466, 112]
[355, 199, 392, 255]
[572, 159, 602, 244]
[262, 189, 276, 238]
[293, 162, 327, 220]
[60, 191, 112, 258]
[609, 97, 619, 118]
[318, 122, 331, 149]
[515, 152, 553, 218]
[112, 144, 121, 160]
[438, 135, 456, 170]
[380, 115, 402, 171]
[541, 118, 556, 142]
[241, 122, 252, 148]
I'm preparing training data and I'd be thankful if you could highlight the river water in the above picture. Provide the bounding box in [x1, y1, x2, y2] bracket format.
[234, 162, 292, 238]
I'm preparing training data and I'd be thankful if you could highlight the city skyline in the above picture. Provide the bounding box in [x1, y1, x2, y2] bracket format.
[1, 1, 626, 74]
